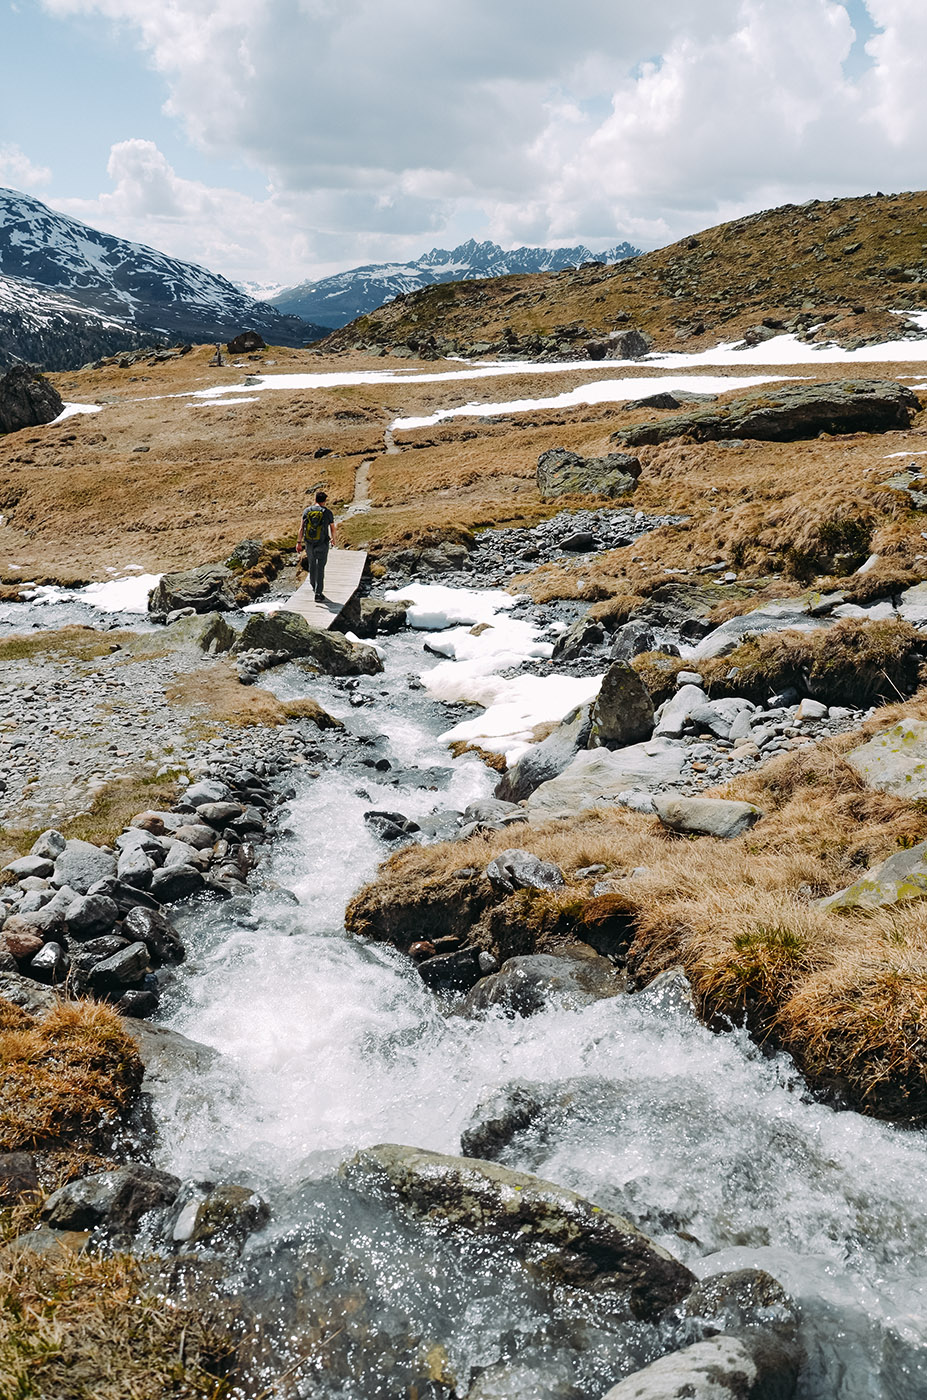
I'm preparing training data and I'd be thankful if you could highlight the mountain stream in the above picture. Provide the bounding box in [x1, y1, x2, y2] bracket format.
[127, 614, 927, 1400]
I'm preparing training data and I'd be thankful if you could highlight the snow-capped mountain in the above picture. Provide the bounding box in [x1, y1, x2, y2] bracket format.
[0, 187, 329, 369]
[270, 238, 641, 327]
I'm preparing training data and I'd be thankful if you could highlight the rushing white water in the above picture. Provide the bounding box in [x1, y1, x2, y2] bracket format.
[152, 625, 927, 1400]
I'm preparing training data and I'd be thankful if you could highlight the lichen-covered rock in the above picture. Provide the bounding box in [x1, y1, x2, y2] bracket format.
[342, 1144, 695, 1319]
[846, 719, 927, 799]
[148, 565, 239, 615]
[233, 609, 383, 675]
[537, 447, 641, 499]
[588, 661, 655, 748]
[615, 378, 920, 448]
[818, 839, 927, 912]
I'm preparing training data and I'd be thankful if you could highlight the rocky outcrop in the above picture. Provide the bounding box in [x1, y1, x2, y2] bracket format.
[226, 331, 266, 353]
[537, 447, 641, 499]
[496, 703, 592, 801]
[233, 610, 383, 675]
[615, 379, 920, 447]
[342, 1144, 695, 1319]
[0, 363, 63, 433]
[527, 741, 686, 815]
[148, 565, 239, 615]
[588, 661, 655, 748]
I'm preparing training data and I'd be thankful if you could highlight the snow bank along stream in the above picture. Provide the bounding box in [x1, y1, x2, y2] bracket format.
[93, 581, 925, 1400]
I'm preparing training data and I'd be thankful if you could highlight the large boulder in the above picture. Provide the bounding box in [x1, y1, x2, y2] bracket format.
[233, 609, 383, 675]
[42, 1165, 181, 1242]
[148, 565, 239, 614]
[653, 796, 764, 840]
[537, 447, 641, 499]
[52, 839, 116, 894]
[226, 330, 266, 353]
[588, 661, 655, 748]
[528, 740, 686, 816]
[846, 719, 927, 799]
[496, 703, 592, 801]
[615, 378, 920, 448]
[0, 364, 63, 434]
[692, 601, 828, 662]
[342, 1144, 695, 1319]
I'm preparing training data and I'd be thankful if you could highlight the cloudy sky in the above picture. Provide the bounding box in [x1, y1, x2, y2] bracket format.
[1, 0, 925, 288]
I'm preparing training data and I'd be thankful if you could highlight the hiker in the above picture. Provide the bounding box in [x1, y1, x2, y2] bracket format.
[298, 490, 336, 601]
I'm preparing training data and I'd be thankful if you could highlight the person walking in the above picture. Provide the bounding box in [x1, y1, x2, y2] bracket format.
[298, 490, 336, 601]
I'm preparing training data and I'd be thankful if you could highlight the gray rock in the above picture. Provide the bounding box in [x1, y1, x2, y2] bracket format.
[124, 1020, 218, 1099]
[692, 602, 831, 661]
[30, 830, 66, 861]
[615, 378, 920, 448]
[149, 865, 204, 902]
[654, 796, 764, 839]
[655, 684, 709, 738]
[496, 703, 592, 802]
[115, 828, 165, 856]
[463, 798, 526, 826]
[0, 364, 63, 434]
[4, 855, 54, 880]
[116, 846, 154, 888]
[485, 849, 565, 894]
[359, 598, 409, 637]
[233, 610, 383, 675]
[148, 564, 238, 614]
[342, 1145, 694, 1320]
[162, 839, 205, 870]
[528, 741, 686, 815]
[611, 620, 656, 661]
[0, 970, 58, 1016]
[897, 581, 927, 624]
[461, 952, 627, 1018]
[64, 893, 119, 937]
[846, 718, 927, 799]
[599, 1332, 800, 1399]
[817, 838, 927, 912]
[89, 941, 150, 988]
[552, 615, 606, 661]
[195, 801, 243, 826]
[172, 824, 217, 850]
[29, 941, 68, 981]
[42, 1165, 181, 1241]
[169, 1181, 270, 1255]
[588, 661, 655, 748]
[122, 906, 185, 964]
[185, 779, 234, 807]
[52, 840, 116, 895]
[795, 698, 828, 721]
[537, 447, 641, 499]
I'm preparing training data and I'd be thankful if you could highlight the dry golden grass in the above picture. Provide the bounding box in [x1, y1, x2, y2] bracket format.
[0, 1000, 142, 1158]
[0, 627, 129, 664]
[0, 1246, 233, 1400]
[166, 662, 339, 730]
[0, 771, 183, 864]
[347, 719, 927, 1118]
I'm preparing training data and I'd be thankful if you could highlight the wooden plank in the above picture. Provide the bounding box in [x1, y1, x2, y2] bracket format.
[286, 548, 367, 630]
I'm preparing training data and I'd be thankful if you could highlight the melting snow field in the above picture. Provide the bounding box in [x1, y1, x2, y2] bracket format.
[21, 571, 160, 612]
[389, 582, 599, 762]
[53, 402, 103, 422]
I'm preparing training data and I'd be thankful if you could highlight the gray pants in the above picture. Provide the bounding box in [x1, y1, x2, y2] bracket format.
[308, 542, 329, 595]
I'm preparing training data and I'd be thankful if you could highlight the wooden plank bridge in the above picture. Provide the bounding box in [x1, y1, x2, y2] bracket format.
[286, 548, 367, 630]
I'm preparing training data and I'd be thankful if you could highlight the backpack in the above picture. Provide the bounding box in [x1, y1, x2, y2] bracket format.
[304, 505, 326, 545]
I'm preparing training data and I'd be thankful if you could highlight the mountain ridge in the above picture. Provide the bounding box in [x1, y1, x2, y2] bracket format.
[270, 237, 640, 327]
[0, 187, 330, 370]
[327, 189, 927, 359]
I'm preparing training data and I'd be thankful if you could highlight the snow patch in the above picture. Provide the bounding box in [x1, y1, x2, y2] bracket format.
[23, 572, 161, 613]
[53, 403, 102, 423]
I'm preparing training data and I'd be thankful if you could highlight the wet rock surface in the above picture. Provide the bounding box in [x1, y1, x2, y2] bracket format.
[343, 1144, 696, 1319]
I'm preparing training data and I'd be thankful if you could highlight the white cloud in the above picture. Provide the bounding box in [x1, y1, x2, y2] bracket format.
[34, 0, 927, 283]
[0, 143, 51, 190]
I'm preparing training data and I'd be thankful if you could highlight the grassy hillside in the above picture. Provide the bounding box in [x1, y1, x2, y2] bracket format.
[328, 189, 927, 355]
